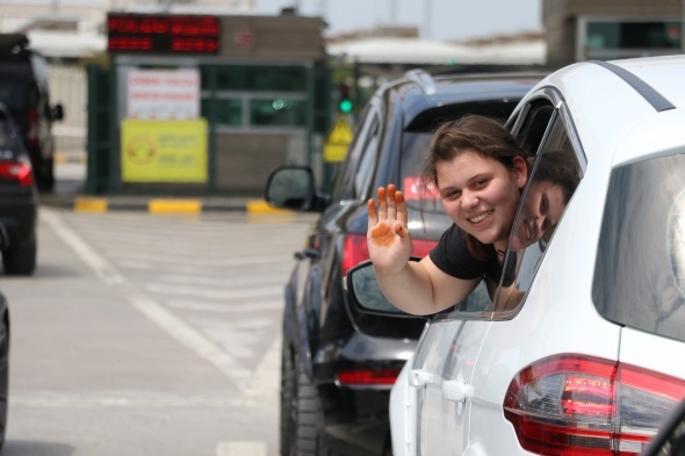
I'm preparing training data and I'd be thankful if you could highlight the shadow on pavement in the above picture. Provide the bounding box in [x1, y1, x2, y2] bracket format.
[3, 440, 74, 456]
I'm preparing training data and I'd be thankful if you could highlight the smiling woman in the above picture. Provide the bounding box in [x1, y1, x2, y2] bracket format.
[367, 115, 533, 316]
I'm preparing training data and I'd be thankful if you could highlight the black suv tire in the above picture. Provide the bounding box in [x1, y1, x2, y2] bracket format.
[280, 344, 324, 456]
[3, 238, 36, 275]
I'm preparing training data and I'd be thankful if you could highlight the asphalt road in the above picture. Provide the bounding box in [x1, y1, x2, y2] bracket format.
[0, 207, 314, 456]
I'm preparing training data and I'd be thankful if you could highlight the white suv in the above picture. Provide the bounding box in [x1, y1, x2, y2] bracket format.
[347, 55, 685, 456]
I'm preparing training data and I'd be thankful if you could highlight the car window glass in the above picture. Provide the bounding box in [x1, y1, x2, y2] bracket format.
[354, 116, 380, 198]
[330, 107, 375, 201]
[593, 152, 685, 343]
[494, 116, 582, 315]
[516, 99, 554, 155]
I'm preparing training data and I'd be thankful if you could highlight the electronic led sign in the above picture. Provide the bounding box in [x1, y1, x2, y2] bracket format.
[107, 13, 220, 54]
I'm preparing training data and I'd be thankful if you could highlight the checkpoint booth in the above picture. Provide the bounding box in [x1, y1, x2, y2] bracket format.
[87, 11, 330, 195]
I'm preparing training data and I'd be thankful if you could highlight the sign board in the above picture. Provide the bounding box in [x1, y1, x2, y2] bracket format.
[323, 117, 353, 162]
[121, 118, 208, 183]
[107, 13, 220, 54]
[127, 69, 200, 120]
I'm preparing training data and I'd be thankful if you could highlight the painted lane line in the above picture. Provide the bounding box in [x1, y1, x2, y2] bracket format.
[42, 208, 252, 395]
[216, 441, 267, 456]
[145, 283, 283, 300]
[41, 208, 124, 285]
[165, 299, 281, 313]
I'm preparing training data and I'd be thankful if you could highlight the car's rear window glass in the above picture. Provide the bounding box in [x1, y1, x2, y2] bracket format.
[399, 101, 517, 212]
[0, 80, 27, 110]
[592, 153, 685, 343]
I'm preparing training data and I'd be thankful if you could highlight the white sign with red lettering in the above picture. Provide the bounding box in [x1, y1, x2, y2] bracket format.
[127, 69, 200, 120]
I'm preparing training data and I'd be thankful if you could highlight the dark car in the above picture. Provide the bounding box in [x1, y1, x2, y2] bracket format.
[0, 103, 39, 275]
[0, 34, 64, 192]
[0, 226, 12, 450]
[265, 69, 541, 456]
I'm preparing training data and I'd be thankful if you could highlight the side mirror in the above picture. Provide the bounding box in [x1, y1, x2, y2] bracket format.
[265, 166, 327, 211]
[345, 259, 422, 318]
[642, 398, 685, 456]
[51, 103, 64, 121]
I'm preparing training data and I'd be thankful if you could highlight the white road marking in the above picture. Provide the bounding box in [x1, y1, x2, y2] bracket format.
[165, 299, 282, 313]
[244, 336, 281, 399]
[216, 441, 267, 456]
[41, 209, 125, 285]
[11, 393, 251, 408]
[42, 208, 252, 395]
[145, 283, 283, 300]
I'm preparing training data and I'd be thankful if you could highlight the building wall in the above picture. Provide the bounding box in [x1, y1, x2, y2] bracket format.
[543, 0, 682, 66]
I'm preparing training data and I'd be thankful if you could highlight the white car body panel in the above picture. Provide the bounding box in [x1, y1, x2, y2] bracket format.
[390, 55, 685, 456]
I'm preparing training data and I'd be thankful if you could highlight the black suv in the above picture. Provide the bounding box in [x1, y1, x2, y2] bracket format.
[0, 34, 64, 192]
[266, 70, 540, 456]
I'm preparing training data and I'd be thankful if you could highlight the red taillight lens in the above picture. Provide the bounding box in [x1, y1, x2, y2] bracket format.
[0, 157, 34, 186]
[341, 234, 437, 275]
[503, 354, 685, 455]
[336, 368, 401, 386]
[26, 109, 39, 147]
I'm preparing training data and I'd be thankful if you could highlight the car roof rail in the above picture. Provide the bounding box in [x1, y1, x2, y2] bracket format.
[404, 69, 436, 95]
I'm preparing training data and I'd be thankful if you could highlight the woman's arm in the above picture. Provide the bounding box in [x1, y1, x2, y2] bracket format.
[367, 184, 479, 316]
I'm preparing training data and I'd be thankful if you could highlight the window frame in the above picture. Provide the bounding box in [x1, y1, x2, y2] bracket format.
[431, 89, 586, 323]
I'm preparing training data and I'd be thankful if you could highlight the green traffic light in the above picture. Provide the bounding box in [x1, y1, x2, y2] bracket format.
[339, 99, 353, 113]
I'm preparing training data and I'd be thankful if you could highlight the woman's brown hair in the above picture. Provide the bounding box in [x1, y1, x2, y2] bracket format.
[423, 114, 530, 261]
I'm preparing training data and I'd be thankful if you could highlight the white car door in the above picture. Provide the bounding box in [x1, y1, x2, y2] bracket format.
[410, 283, 494, 456]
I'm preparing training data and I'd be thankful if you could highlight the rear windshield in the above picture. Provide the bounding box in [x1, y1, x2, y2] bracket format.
[399, 101, 517, 212]
[592, 153, 685, 343]
[0, 80, 28, 110]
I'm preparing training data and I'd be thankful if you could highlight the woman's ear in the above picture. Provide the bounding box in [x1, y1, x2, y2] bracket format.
[512, 155, 529, 189]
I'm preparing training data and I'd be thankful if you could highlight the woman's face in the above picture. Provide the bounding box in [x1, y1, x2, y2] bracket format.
[436, 149, 527, 249]
[509, 180, 567, 251]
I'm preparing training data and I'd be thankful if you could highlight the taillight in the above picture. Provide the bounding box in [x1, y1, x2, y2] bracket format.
[341, 234, 437, 275]
[336, 367, 401, 386]
[26, 108, 39, 148]
[503, 354, 685, 455]
[0, 157, 34, 186]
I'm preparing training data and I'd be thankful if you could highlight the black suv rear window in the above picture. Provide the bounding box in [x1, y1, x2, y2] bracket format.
[592, 153, 685, 343]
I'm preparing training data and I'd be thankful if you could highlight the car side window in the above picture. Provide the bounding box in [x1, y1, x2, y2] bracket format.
[354, 116, 381, 198]
[493, 114, 583, 315]
[330, 107, 378, 201]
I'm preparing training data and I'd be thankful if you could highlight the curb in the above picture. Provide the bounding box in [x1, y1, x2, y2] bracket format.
[45, 196, 294, 216]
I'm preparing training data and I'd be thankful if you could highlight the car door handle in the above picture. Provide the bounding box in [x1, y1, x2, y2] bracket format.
[294, 248, 320, 260]
[409, 369, 434, 387]
[442, 379, 474, 403]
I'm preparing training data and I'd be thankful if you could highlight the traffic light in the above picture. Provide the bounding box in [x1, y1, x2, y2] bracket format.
[337, 82, 353, 113]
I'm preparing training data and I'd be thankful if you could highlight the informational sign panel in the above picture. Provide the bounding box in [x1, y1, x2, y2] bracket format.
[127, 69, 199, 120]
[121, 119, 207, 183]
[323, 117, 353, 162]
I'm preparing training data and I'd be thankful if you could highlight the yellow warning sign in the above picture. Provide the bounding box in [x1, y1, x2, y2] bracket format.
[323, 117, 353, 162]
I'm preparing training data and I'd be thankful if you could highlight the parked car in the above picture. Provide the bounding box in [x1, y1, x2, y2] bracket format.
[346, 55, 685, 455]
[0, 103, 39, 275]
[265, 70, 541, 455]
[0, 33, 64, 192]
[0, 225, 12, 449]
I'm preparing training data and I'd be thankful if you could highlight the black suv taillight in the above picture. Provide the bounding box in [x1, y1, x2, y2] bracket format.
[504, 354, 685, 455]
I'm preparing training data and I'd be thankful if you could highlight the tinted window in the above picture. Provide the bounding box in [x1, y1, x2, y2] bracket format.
[593, 153, 685, 343]
[330, 106, 375, 201]
[495, 116, 582, 314]
[0, 80, 27, 110]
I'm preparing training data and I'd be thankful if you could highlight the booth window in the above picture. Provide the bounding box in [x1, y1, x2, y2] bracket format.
[250, 98, 306, 127]
[202, 98, 243, 126]
[214, 66, 306, 92]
